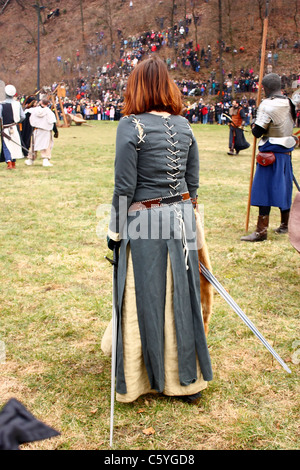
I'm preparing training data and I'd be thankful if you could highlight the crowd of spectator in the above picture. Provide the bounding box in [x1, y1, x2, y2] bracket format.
[40, 0, 300, 103]
[51, 13, 299, 105]
[47, 80, 258, 129]
[183, 96, 257, 126]
[46, 63, 299, 129]
[38, 11, 300, 128]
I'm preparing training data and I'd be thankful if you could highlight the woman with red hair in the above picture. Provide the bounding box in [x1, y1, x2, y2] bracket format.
[104, 56, 213, 404]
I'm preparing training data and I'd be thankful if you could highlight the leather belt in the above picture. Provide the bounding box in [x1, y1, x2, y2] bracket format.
[128, 191, 190, 212]
[3, 123, 17, 128]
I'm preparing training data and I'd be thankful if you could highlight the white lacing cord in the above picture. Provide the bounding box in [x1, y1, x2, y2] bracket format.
[163, 119, 189, 270]
[173, 203, 189, 271]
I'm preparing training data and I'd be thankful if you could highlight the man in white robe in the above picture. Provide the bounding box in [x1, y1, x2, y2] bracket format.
[27, 99, 58, 167]
[0, 84, 25, 169]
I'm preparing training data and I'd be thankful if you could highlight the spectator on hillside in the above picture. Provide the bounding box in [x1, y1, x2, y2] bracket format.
[215, 102, 223, 124]
[109, 105, 115, 120]
[201, 104, 208, 124]
[267, 50, 272, 64]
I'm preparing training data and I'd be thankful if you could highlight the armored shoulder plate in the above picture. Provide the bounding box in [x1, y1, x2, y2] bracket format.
[255, 97, 294, 137]
[255, 97, 296, 147]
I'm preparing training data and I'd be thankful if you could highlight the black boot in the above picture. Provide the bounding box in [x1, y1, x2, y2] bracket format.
[241, 215, 269, 242]
[274, 210, 290, 234]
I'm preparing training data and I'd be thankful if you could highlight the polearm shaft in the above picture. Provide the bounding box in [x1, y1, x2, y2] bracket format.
[200, 263, 292, 374]
[245, 0, 270, 231]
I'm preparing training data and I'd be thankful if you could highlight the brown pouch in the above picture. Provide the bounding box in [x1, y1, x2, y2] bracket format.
[256, 151, 276, 166]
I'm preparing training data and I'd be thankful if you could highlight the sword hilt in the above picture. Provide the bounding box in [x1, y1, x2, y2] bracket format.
[105, 245, 119, 267]
[105, 256, 114, 265]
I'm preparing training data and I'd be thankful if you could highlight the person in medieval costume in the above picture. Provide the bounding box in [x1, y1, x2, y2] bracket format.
[0, 84, 25, 169]
[28, 99, 58, 167]
[288, 88, 300, 254]
[241, 73, 298, 242]
[227, 99, 250, 155]
[20, 96, 38, 161]
[103, 56, 213, 404]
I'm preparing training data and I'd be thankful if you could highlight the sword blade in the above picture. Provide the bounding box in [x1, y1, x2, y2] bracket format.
[293, 174, 300, 192]
[221, 114, 249, 131]
[1, 130, 29, 153]
[200, 263, 291, 374]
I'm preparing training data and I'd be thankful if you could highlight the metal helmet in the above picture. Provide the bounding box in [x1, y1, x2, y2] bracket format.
[262, 73, 281, 97]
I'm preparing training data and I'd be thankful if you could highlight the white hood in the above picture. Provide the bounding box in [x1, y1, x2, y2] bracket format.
[29, 106, 56, 130]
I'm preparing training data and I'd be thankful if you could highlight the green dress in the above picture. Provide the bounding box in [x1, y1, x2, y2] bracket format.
[108, 112, 213, 399]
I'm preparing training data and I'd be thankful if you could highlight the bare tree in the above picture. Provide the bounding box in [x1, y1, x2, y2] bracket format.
[96, 0, 116, 64]
[105, 0, 115, 63]
[170, 0, 177, 60]
[225, 0, 235, 97]
[79, 0, 85, 44]
[0, 0, 11, 15]
[256, 0, 265, 40]
[293, 0, 299, 38]
[218, 0, 223, 96]
[15, 0, 25, 10]
[32, 0, 46, 36]
[17, 23, 37, 48]
[190, 0, 201, 60]
[183, 0, 187, 19]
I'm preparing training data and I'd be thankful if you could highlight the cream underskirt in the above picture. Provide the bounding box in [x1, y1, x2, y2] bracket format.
[101, 248, 207, 403]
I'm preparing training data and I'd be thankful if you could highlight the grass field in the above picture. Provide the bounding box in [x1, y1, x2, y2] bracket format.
[0, 120, 299, 450]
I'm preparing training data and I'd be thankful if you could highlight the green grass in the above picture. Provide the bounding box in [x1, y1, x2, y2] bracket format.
[0, 121, 299, 450]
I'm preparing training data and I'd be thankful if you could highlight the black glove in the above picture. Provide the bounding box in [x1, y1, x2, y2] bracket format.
[190, 195, 198, 209]
[107, 236, 121, 251]
[53, 123, 58, 138]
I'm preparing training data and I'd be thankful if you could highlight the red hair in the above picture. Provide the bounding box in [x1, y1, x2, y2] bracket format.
[122, 56, 183, 116]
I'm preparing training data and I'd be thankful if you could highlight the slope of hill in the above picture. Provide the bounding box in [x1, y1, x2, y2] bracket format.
[0, 0, 299, 96]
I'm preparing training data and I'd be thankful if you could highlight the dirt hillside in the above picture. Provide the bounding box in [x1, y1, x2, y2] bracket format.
[0, 0, 299, 95]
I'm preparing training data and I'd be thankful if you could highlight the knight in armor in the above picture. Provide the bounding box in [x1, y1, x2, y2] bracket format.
[0, 85, 25, 169]
[241, 73, 298, 242]
[227, 99, 250, 155]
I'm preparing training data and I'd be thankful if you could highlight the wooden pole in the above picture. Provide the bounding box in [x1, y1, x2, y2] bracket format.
[58, 96, 69, 127]
[245, 1, 269, 231]
[51, 95, 60, 123]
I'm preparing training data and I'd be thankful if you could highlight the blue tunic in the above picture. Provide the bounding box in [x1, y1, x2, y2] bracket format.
[251, 141, 295, 210]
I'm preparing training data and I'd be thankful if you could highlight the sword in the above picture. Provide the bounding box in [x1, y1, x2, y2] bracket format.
[293, 174, 300, 192]
[222, 113, 250, 131]
[200, 262, 292, 374]
[1, 129, 30, 154]
[105, 246, 119, 447]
